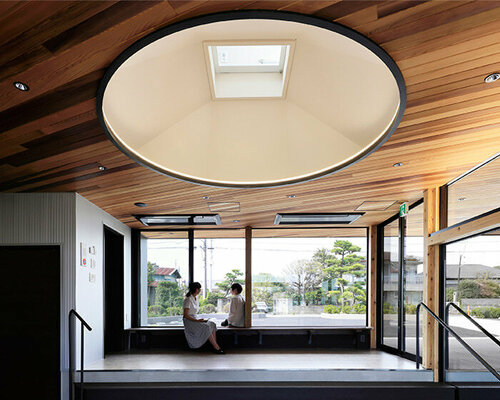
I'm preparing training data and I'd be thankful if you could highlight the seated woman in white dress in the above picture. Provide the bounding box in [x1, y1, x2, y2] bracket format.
[183, 282, 224, 354]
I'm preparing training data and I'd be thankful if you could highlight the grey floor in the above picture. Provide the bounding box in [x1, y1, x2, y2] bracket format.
[87, 349, 416, 371]
[82, 349, 433, 383]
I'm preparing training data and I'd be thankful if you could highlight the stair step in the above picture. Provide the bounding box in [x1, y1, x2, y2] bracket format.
[77, 368, 433, 383]
[77, 382, 456, 400]
[454, 383, 500, 400]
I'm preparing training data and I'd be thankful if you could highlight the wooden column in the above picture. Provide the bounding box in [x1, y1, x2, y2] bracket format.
[369, 225, 378, 349]
[244, 226, 252, 328]
[423, 187, 440, 378]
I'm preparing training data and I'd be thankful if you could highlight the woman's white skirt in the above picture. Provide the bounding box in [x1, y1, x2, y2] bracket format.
[183, 318, 216, 349]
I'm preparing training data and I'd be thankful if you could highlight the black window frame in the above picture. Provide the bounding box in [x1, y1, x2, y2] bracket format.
[377, 198, 424, 362]
[133, 226, 370, 329]
[441, 152, 500, 229]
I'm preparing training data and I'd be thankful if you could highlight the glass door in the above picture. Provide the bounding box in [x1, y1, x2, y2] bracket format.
[403, 202, 424, 355]
[379, 200, 424, 359]
[381, 217, 400, 350]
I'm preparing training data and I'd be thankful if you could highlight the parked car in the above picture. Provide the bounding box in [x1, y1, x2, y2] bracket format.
[254, 302, 269, 313]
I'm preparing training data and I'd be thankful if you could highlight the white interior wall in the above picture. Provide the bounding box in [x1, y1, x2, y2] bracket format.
[0, 192, 132, 399]
[75, 194, 131, 366]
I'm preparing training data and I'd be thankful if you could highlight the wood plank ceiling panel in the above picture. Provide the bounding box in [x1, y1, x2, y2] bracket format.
[0, 1, 499, 231]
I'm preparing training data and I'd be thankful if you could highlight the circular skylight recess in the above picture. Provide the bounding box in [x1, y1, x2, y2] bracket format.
[98, 11, 406, 188]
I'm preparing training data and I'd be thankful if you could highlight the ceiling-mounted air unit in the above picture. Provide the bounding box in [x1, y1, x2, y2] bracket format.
[274, 213, 364, 225]
[134, 214, 221, 226]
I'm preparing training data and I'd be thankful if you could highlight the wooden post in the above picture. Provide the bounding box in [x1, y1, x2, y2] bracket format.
[423, 187, 440, 379]
[369, 225, 378, 349]
[245, 226, 252, 328]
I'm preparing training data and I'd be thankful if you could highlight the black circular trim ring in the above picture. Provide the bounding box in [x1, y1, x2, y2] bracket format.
[96, 10, 407, 189]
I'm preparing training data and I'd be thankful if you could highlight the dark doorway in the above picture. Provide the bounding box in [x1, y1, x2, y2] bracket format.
[103, 226, 125, 354]
[0, 245, 60, 399]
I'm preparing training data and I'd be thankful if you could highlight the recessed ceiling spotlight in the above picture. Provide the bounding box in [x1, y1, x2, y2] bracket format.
[232, 220, 240, 223]
[458, 197, 466, 202]
[484, 73, 500, 83]
[288, 194, 296, 198]
[393, 162, 404, 167]
[14, 81, 29, 91]
[98, 166, 107, 171]
[203, 196, 210, 200]
[134, 202, 147, 207]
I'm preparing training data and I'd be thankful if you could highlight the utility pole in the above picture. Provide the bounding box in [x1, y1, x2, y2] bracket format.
[457, 254, 463, 301]
[202, 239, 207, 298]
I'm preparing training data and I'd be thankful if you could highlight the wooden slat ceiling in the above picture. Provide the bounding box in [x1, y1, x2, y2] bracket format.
[1, 1, 500, 230]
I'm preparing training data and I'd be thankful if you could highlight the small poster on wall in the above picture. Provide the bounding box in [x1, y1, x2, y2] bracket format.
[80, 242, 87, 267]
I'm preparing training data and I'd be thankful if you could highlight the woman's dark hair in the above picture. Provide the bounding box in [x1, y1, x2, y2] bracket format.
[186, 282, 202, 297]
[231, 283, 243, 294]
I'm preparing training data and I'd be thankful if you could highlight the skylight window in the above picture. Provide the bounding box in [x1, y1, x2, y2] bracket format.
[213, 45, 286, 72]
[204, 40, 295, 99]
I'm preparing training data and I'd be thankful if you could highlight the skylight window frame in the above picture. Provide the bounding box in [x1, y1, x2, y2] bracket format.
[203, 39, 296, 100]
[211, 44, 288, 74]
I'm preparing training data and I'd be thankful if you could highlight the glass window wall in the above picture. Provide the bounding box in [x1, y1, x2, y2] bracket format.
[444, 228, 500, 372]
[251, 228, 368, 327]
[141, 231, 189, 326]
[193, 230, 245, 326]
[447, 154, 500, 227]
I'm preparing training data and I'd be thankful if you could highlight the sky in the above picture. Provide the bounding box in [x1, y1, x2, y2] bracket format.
[147, 237, 367, 289]
[146, 232, 500, 291]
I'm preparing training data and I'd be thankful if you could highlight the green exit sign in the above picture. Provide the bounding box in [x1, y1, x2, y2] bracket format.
[400, 202, 409, 217]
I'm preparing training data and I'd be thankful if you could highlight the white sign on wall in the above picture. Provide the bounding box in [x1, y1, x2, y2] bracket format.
[80, 242, 88, 267]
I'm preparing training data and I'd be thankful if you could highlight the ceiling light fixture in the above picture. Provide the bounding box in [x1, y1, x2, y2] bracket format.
[203, 196, 210, 200]
[134, 202, 147, 207]
[288, 194, 296, 199]
[13, 81, 29, 91]
[232, 220, 240, 223]
[393, 162, 403, 167]
[274, 213, 364, 225]
[484, 73, 500, 83]
[98, 166, 107, 171]
[458, 197, 466, 202]
[135, 214, 221, 226]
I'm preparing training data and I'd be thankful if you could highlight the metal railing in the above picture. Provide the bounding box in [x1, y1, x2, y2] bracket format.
[415, 302, 500, 382]
[445, 302, 500, 369]
[69, 309, 92, 400]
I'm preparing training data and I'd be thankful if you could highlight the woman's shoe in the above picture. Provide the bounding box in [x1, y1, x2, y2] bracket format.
[213, 348, 225, 354]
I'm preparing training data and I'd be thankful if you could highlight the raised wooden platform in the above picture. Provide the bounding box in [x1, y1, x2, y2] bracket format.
[81, 349, 431, 383]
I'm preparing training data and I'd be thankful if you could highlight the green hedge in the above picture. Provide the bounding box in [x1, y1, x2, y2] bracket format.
[405, 304, 417, 315]
[148, 305, 165, 317]
[323, 304, 366, 314]
[148, 305, 183, 317]
[470, 307, 500, 319]
[165, 306, 183, 316]
[200, 304, 216, 314]
[383, 302, 397, 314]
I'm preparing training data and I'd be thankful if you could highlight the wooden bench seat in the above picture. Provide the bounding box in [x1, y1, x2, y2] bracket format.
[124, 326, 372, 350]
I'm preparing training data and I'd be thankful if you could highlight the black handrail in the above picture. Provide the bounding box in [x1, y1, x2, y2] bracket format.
[69, 309, 92, 400]
[416, 302, 500, 382]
